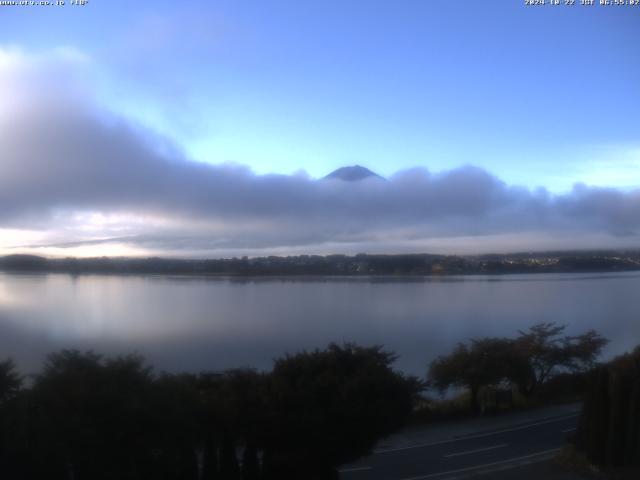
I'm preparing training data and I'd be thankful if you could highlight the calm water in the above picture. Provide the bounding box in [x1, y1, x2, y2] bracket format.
[0, 272, 639, 376]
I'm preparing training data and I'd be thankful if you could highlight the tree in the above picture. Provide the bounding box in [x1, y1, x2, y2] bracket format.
[428, 338, 523, 413]
[263, 343, 423, 479]
[0, 359, 21, 404]
[196, 369, 268, 480]
[515, 322, 608, 395]
[577, 345, 640, 467]
[429, 324, 609, 411]
[149, 373, 202, 480]
[0, 359, 23, 478]
[26, 350, 158, 480]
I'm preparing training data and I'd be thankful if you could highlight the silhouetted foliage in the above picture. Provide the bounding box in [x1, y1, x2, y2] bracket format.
[149, 373, 201, 480]
[0, 344, 419, 480]
[25, 350, 156, 480]
[576, 346, 640, 468]
[0, 359, 23, 478]
[515, 322, 608, 395]
[428, 323, 608, 412]
[429, 338, 524, 413]
[0, 359, 21, 404]
[263, 343, 423, 478]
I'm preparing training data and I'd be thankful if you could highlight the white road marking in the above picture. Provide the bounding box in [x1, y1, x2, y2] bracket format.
[339, 466, 372, 473]
[374, 413, 579, 454]
[399, 447, 561, 480]
[443, 443, 507, 458]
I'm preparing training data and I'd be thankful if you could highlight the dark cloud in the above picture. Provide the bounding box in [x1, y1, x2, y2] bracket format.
[1, 49, 640, 256]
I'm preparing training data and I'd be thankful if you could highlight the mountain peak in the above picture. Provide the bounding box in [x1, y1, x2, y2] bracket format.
[323, 165, 384, 182]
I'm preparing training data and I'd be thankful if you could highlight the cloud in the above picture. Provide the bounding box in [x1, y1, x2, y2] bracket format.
[1, 47, 640, 257]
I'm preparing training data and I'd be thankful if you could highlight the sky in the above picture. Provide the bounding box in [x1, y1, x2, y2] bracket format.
[0, 0, 639, 257]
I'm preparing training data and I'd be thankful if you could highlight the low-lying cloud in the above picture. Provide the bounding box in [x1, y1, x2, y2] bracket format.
[1, 47, 639, 257]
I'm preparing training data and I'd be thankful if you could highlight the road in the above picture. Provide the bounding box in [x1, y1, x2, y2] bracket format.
[339, 412, 579, 480]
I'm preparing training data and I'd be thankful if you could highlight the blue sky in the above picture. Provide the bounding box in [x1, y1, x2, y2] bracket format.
[2, 0, 638, 190]
[1, 1, 639, 257]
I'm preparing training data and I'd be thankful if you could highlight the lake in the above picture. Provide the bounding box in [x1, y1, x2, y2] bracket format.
[0, 271, 638, 376]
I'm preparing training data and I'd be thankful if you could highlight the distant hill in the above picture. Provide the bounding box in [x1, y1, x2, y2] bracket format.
[2, 251, 640, 276]
[0, 254, 49, 270]
[323, 165, 384, 182]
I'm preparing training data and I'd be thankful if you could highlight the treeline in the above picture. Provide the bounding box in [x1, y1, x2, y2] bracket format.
[428, 323, 608, 414]
[2, 250, 640, 276]
[576, 346, 640, 469]
[0, 344, 421, 480]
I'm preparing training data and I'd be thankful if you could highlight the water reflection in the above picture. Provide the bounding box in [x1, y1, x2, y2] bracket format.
[0, 272, 638, 376]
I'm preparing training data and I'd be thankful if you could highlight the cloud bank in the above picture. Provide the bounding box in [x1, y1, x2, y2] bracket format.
[1, 47, 639, 257]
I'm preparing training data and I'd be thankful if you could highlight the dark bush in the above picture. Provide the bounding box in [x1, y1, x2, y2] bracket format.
[576, 346, 640, 468]
[0, 344, 421, 480]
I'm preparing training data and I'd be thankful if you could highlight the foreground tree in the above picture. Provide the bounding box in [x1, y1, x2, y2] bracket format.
[197, 368, 268, 480]
[515, 322, 608, 395]
[0, 359, 23, 477]
[0, 344, 422, 479]
[25, 350, 158, 480]
[0, 359, 21, 405]
[428, 323, 608, 412]
[264, 343, 423, 479]
[428, 338, 523, 413]
[576, 345, 640, 467]
[149, 373, 202, 480]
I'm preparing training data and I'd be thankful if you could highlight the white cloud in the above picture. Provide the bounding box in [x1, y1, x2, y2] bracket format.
[1, 46, 640, 258]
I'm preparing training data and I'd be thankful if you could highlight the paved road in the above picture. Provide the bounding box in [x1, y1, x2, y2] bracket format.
[339, 412, 579, 480]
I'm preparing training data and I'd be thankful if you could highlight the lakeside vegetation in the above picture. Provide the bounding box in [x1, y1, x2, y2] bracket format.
[0, 344, 421, 480]
[0, 323, 635, 478]
[428, 323, 608, 415]
[576, 346, 640, 469]
[2, 250, 640, 276]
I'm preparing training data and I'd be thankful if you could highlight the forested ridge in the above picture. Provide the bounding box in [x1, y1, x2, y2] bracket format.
[2, 250, 640, 276]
